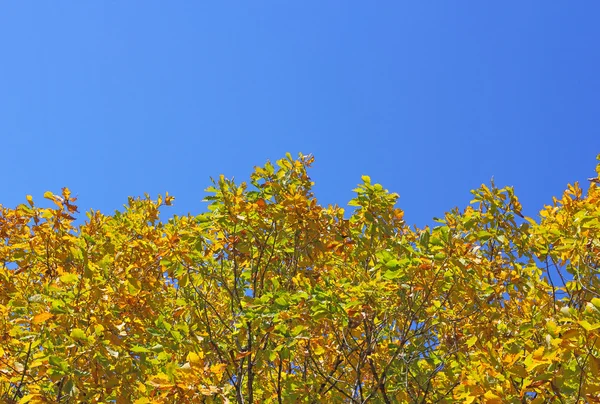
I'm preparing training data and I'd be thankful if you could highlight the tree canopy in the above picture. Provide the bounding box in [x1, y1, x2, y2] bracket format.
[1, 153, 600, 403]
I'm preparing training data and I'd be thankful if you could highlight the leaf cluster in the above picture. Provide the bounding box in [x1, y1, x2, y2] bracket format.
[1, 153, 600, 403]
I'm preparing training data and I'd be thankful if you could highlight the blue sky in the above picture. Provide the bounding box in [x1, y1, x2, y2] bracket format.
[1, 2, 599, 227]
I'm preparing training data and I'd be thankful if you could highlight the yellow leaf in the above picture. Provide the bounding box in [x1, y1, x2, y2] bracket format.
[32, 312, 53, 325]
[29, 359, 45, 368]
[210, 363, 227, 376]
[199, 385, 221, 395]
[94, 324, 105, 335]
[60, 273, 79, 284]
[19, 394, 35, 404]
[18, 394, 45, 404]
[502, 353, 519, 367]
[147, 373, 173, 389]
[483, 391, 502, 403]
[187, 351, 203, 365]
[532, 346, 545, 360]
[313, 345, 325, 356]
[26, 195, 34, 207]
[464, 395, 476, 404]
[579, 320, 600, 331]
[466, 335, 478, 348]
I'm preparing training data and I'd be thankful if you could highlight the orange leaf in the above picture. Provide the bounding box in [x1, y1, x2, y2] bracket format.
[32, 312, 53, 325]
[236, 350, 252, 360]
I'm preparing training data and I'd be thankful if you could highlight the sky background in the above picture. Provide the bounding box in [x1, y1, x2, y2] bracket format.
[1, 2, 599, 228]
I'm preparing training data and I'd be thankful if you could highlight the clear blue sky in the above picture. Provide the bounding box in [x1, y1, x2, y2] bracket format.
[1, 2, 599, 227]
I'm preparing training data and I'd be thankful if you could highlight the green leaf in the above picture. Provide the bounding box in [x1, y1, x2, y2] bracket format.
[49, 356, 69, 372]
[60, 273, 79, 284]
[63, 379, 74, 396]
[383, 270, 403, 280]
[476, 230, 493, 240]
[49, 356, 62, 367]
[434, 252, 446, 261]
[178, 273, 189, 288]
[419, 231, 430, 248]
[131, 345, 151, 353]
[384, 259, 400, 269]
[70, 328, 88, 342]
[274, 296, 289, 307]
[291, 325, 305, 336]
[127, 279, 141, 295]
[50, 300, 68, 314]
[578, 320, 600, 331]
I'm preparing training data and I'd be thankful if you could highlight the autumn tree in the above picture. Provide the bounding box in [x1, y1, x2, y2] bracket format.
[1, 153, 599, 403]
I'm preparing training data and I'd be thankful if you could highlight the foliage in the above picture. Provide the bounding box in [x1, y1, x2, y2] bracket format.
[1, 153, 600, 403]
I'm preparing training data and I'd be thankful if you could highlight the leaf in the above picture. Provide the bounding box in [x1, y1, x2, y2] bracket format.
[32, 312, 53, 325]
[187, 351, 203, 365]
[578, 320, 600, 331]
[60, 273, 79, 284]
[383, 270, 403, 280]
[178, 273, 189, 288]
[28, 294, 44, 303]
[70, 328, 88, 342]
[49, 356, 69, 372]
[476, 230, 493, 240]
[18, 394, 39, 404]
[127, 279, 141, 296]
[483, 391, 502, 403]
[466, 335, 478, 348]
[311, 345, 325, 356]
[106, 347, 119, 358]
[3, 154, 600, 402]
[291, 325, 305, 336]
[384, 259, 399, 269]
[236, 350, 252, 360]
[274, 296, 289, 307]
[147, 373, 173, 389]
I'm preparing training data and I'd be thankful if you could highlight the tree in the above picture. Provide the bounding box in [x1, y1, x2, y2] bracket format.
[1, 153, 599, 403]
